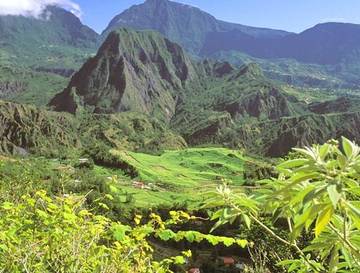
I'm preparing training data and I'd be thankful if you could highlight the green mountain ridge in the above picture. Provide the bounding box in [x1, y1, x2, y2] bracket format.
[208, 50, 356, 88]
[0, 4, 359, 158]
[0, 3, 360, 272]
[0, 6, 99, 106]
[0, 6, 98, 69]
[48, 28, 360, 157]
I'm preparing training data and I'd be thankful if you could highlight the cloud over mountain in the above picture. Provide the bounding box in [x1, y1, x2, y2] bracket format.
[0, 0, 81, 18]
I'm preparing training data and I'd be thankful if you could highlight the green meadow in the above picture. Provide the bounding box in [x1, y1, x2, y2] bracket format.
[1, 147, 265, 209]
[106, 148, 267, 208]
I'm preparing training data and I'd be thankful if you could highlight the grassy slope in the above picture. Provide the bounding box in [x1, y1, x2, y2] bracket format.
[0, 147, 263, 209]
[108, 148, 266, 208]
[0, 65, 68, 106]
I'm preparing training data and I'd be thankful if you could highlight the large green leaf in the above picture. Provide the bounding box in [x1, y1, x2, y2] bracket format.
[342, 137, 354, 158]
[277, 159, 309, 170]
[157, 229, 176, 241]
[242, 214, 251, 229]
[319, 143, 330, 160]
[112, 224, 131, 241]
[315, 206, 333, 237]
[327, 184, 342, 208]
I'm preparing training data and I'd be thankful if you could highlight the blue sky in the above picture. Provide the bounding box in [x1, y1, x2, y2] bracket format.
[75, 0, 360, 34]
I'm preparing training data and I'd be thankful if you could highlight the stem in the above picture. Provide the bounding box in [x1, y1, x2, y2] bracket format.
[343, 214, 347, 243]
[248, 213, 320, 272]
[227, 199, 321, 273]
[287, 217, 293, 233]
[249, 214, 290, 246]
[329, 223, 360, 260]
[339, 197, 348, 243]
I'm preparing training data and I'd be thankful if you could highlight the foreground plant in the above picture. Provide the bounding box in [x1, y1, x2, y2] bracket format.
[0, 190, 247, 273]
[209, 137, 360, 273]
[0, 191, 168, 272]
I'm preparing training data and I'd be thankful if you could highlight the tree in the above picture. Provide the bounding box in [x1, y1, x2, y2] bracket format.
[209, 137, 360, 272]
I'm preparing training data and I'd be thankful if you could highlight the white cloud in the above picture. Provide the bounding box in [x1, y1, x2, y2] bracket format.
[0, 0, 82, 18]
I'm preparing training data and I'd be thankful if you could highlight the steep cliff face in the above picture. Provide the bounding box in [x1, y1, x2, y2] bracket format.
[0, 65, 68, 106]
[48, 27, 316, 155]
[50, 29, 197, 121]
[237, 112, 360, 157]
[174, 110, 359, 157]
[49, 28, 308, 127]
[214, 88, 297, 121]
[0, 81, 27, 98]
[171, 62, 310, 143]
[309, 97, 360, 114]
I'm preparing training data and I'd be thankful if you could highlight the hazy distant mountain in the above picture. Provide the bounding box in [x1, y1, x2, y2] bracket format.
[0, 6, 98, 47]
[0, 5, 99, 68]
[103, 0, 360, 88]
[105, 0, 360, 66]
[102, 0, 289, 55]
[201, 22, 360, 65]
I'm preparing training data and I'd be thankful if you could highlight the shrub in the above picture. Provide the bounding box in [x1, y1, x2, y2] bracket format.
[0, 191, 183, 272]
[0, 191, 247, 272]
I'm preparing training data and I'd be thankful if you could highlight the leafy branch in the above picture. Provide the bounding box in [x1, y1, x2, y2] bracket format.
[208, 137, 360, 273]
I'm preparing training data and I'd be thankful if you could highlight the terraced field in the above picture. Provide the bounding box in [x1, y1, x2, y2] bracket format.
[0, 147, 269, 209]
[108, 148, 268, 208]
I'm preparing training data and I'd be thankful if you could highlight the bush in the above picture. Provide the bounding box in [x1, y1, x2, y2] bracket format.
[0, 191, 181, 272]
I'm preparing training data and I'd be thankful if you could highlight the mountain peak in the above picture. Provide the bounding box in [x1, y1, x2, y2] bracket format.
[144, 0, 193, 8]
[50, 28, 196, 118]
[303, 22, 360, 34]
[103, 0, 289, 55]
[314, 22, 359, 28]
[145, 0, 169, 3]
[42, 5, 82, 24]
[0, 5, 98, 45]
[143, 0, 169, 7]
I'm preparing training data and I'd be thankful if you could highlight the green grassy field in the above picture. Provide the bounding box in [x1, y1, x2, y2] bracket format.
[107, 148, 266, 208]
[0, 147, 267, 209]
